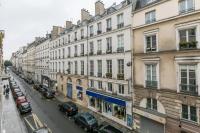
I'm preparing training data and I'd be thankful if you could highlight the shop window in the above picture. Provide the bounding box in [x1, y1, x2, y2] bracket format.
[89, 96, 96, 108]
[103, 101, 112, 115]
[113, 104, 126, 121]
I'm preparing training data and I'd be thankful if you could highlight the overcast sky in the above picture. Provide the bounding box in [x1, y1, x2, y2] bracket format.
[0, 0, 123, 60]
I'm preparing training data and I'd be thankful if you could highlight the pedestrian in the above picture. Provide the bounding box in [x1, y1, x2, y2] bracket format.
[3, 85, 6, 95]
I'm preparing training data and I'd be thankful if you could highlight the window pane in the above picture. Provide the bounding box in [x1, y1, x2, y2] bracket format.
[182, 105, 188, 119]
[147, 98, 151, 109]
[153, 99, 157, 110]
[190, 106, 197, 122]
[146, 36, 151, 48]
[179, 30, 187, 42]
[188, 28, 196, 42]
[152, 35, 157, 49]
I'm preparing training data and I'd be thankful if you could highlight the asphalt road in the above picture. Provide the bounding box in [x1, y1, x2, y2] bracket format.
[10, 72, 84, 133]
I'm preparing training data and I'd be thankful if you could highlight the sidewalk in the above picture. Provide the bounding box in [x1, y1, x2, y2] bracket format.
[0, 79, 27, 133]
[55, 92, 133, 133]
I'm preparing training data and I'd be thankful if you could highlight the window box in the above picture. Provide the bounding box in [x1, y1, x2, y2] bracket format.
[97, 30, 102, 35]
[97, 73, 102, 77]
[106, 27, 112, 32]
[180, 84, 198, 96]
[117, 23, 124, 29]
[146, 80, 157, 88]
[117, 47, 124, 53]
[117, 73, 124, 80]
[89, 51, 94, 55]
[106, 73, 112, 78]
[97, 50, 102, 55]
[179, 41, 198, 50]
[106, 49, 112, 54]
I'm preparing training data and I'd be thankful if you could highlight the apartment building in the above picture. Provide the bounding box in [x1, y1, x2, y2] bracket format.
[49, 0, 133, 128]
[35, 36, 50, 86]
[132, 0, 200, 133]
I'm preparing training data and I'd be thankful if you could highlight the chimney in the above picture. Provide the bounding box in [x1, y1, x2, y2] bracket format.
[95, 0, 105, 16]
[51, 26, 65, 39]
[81, 9, 92, 21]
[65, 21, 72, 29]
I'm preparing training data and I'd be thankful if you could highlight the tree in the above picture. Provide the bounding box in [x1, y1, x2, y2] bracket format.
[4, 60, 12, 67]
[0, 31, 4, 48]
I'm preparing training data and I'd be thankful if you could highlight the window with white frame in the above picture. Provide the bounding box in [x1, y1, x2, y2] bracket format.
[107, 82, 112, 92]
[68, 47, 71, 57]
[98, 81, 102, 89]
[118, 59, 124, 74]
[106, 18, 112, 30]
[106, 37, 112, 53]
[74, 45, 78, 56]
[89, 25, 94, 36]
[179, 0, 194, 13]
[146, 98, 157, 110]
[62, 48, 65, 58]
[68, 34, 71, 43]
[118, 84, 124, 94]
[182, 104, 197, 122]
[145, 34, 157, 52]
[97, 22, 102, 32]
[90, 80, 94, 88]
[179, 28, 197, 50]
[146, 64, 157, 88]
[117, 13, 124, 25]
[145, 10, 156, 24]
[97, 40, 102, 52]
[74, 61, 78, 75]
[80, 44, 84, 55]
[107, 60, 112, 74]
[81, 61, 84, 75]
[89, 42, 94, 54]
[97, 60, 102, 77]
[74, 32, 77, 40]
[117, 34, 124, 52]
[81, 29, 84, 38]
[179, 65, 197, 95]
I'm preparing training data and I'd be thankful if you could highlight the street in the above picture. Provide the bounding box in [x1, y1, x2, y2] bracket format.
[10, 71, 84, 133]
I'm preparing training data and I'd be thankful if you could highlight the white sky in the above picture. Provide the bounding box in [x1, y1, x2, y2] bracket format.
[0, 0, 123, 60]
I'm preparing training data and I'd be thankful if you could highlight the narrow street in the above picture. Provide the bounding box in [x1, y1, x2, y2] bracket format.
[10, 71, 84, 133]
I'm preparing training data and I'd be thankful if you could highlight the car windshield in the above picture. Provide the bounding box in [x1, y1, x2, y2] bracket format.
[85, 114, 96, 125]
[21, 102, 30, 108]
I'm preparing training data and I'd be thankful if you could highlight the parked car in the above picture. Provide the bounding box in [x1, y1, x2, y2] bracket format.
[12, 88, 21, 95]
[58, 101, 78, 116]
[95, 123, 123, 133]
[74, 112, 98, 132]
[14, 91, 24, 99]
[43, 91, 54, 99]
[16, 96, 28, 107]
[18, 102, 32, 114]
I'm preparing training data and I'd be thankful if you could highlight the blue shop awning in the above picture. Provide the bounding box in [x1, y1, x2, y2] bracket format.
[76, 86, 83, 91]
[86, 90, 126, 106]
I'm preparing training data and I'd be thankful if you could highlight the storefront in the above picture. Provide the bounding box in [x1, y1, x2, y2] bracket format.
[86, 90, 133, 128]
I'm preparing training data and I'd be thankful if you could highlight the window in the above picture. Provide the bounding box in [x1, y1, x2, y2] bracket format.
[97, 40, 102, 54]
[117, 35, 124, 52]
[118, 84, 124, 94]
[62, 48, 65, 58]
[90, 80, 94, 88]
[67, 62, 71, 74]
[106, 18, 112, 31]
[179, 28, 197, 50]
[68, 34, 71, 43]
[106, 37, 112, 53]
[146, 64, 157, 88]
[74, 32, 77, 41]
[68, 47, 71, 57]
[179, 65, 197, 95]
[89, 42, 94, 55]
[117, 13, 124, 28]
[98, 81, 102, 89]
[81, 29, 84, 39]
[74, 61, 78, 75]
[89, 26, 94, 36]
[107, 60, 112, 73]
[146, 98, 157, 110]
[145, 10, 156, 24]
[118, 59, 124, 74]
[80, 44, 84, 55]
[90, 60, 94, 76]
[74, 45, 78, 56]
[97, 60, 102, 77]
[146, 34, 157, 52]
[107, 83, 112, 92]
[81, 61, 84, 75]
[179, 0, 194, 13]
[97, 22, 102, 34]
[182, 104, 197, 122]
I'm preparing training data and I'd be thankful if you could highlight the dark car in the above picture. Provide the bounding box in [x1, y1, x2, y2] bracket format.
[96, 124, 123, 133]
[33, 83, 41, 90]
[14, 91, 24, 99]
[43, 91, 54, 99]
[74, 112, 98, 132]
[58, 101, 78, 116]
[18, 102, 32, 114]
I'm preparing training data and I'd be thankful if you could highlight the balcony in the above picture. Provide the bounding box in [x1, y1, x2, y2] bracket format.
[74, 53, 78, 57]
[89, 51, 94, 56]
[106, 73, 112, 79]
[97, 72, 102, 77]
[97, 50, 102, 55]
[106, 27, 112, 32]
[179, 41, 197, 50]
[117, 47, 124, 53]
[179, 7, 195, 14]
[146, 47, 156, 52]
[106, 49, 112, 54]
[90, 33, 94, 37]
[117, 73, 124, 80]
[117, 23, 124, 29]
[180, 84, 198, 96]
[97, 30, 102, 35]
[81, 36, 84, 39]
[146, 80, 157, 88]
